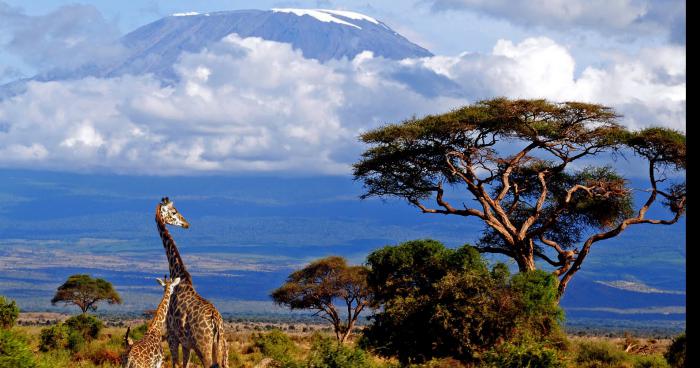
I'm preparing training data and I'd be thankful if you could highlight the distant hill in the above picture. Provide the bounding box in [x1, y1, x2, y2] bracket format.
[0, 169, 685, 328]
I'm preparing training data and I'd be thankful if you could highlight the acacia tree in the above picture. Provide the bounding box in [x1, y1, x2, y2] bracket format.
[51, 274, 122, 314]
[353, 98, 686, 298]
[271, 256, 371, 343]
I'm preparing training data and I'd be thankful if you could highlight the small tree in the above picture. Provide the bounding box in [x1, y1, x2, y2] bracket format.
[51, 274, 122, 314]
[354, 98, 686, 298]
[0, 296, 19, 329]
[271, 256, 372, 343]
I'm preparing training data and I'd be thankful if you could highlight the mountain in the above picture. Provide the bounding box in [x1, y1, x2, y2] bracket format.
[0, 8, 433, 93]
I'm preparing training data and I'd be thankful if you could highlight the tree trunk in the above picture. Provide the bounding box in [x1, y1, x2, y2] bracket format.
[514, 243, 536, 272]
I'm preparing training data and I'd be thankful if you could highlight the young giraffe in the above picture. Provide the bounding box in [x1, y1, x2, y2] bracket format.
[156, 197, 229, 368]
[123, 276, 181, 368]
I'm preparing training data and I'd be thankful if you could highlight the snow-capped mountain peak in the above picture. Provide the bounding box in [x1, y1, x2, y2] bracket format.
[271, 8, 382, 29]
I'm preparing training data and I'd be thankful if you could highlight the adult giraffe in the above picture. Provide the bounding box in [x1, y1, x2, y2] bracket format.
[156, 197, 228, 368]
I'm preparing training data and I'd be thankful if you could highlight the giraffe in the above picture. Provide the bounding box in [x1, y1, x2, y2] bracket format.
[123, 276, 181, 368]
[156, 197, 229, 368]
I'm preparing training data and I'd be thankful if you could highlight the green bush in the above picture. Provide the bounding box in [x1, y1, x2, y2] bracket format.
[575, 340, 628, 368]
[306, 335, 377, 368]
[509, 270, 564, 338]
[0, 296, 19, 329]
[0, 329, 36, 368]
[633, 355, 670, 368]
[63, 314, 103, 341]
[251, 329, 301, 367]
[664, 333, 685, 368]
[128, 322, 149, 343]
[483, 341, 564, 368]
[362, 240, 565, 365]
[39, 324, 68, 351]
[66, 331, 86, 353]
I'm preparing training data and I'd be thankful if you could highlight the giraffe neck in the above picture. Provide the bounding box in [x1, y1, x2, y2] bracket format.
[156, 204, 192, 284]
[146, 285, 174, 335]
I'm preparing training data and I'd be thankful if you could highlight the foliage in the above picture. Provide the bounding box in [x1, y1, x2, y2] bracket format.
[271, 256, 372, 342]
[509, 270, 564, 337]
[127, 322, 148, 343]
[361, 239, 563, 365]
[39, 324, 68, 351]
[482, 340, 564, 368]
[66, 331, 86, 353]
[0, 329, 36, 368]
[574, 340, 629, 368]
[633, 355, 670, 368]
[0, 296, 19, 329]
[38, 315, 102, 353]
[353, 98, 686, 297]
[251, 329, 301, 367]
[664, 333, 686, 368]
[306, 334, 379, 368]
[51, 274, 122, 314]
[63, 314, 103, 341]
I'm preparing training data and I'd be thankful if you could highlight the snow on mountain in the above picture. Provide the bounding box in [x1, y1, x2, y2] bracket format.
[0, 8, 433, 93]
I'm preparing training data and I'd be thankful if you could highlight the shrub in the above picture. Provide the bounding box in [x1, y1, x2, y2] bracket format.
[362, 240, 565, 365]
[128, 322, 149, 343]
[0, 296, 19, 329]
[251, 329, 301, 367]
[509, 270, 564, 338]
[87, 347, 122, 365]
[575, 340, 628, 368]
[0, 329, 36, 368]
[483, 340, 564, 368]
[66, 331, 86, 353]
[64, 314, 103, 341]
[664, 333, 685, 368]
[306, 335, 377, 368]
[633, 355, 670, 368]
[39, 324, 68, 351]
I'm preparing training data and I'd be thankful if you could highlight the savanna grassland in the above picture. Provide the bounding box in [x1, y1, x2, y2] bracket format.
[4, 317, 680, 368]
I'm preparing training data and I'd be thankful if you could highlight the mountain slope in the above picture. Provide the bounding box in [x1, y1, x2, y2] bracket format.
[1, 8, 433, 90]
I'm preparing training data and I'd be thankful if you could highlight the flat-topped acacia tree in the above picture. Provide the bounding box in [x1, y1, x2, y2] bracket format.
[51, 274, 122, 314]
[353, 98, 686, 298]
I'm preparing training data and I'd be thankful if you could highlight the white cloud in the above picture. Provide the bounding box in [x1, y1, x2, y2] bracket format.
[428, 0, 685, 43]
[0, 2, 126, 71]
[0, 35, 685, 174]
[410, 38, 685, 130]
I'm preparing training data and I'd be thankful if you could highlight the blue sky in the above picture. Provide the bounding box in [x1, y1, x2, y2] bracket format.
[0, 0, 686, 175]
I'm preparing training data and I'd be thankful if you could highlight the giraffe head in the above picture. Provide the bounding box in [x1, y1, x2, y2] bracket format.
[156, 276, 181, 292]
[159, 197, 190, 229]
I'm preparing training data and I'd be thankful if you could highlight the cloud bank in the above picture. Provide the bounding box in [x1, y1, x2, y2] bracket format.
[428, 0, 686, 43]
[0, 2, 126, 72]
[0, 33, 685, 174]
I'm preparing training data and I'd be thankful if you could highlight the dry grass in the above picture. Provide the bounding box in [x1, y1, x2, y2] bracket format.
[11, 320, 674, 368]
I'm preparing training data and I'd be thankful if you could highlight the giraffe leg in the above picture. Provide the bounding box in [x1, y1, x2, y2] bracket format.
[193, 344, 213, 368]
[216, 334, 229, 368]
[182, 347, 191, 368]
[168, 337, 180, 368]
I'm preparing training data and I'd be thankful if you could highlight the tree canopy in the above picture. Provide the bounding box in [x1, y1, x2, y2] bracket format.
[51, 274, 122, 314]
[0, 296, 19, 329]
[353, 98, 686, 297]
[361, 239, 563, 364]
[271, 256, 371, 343]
